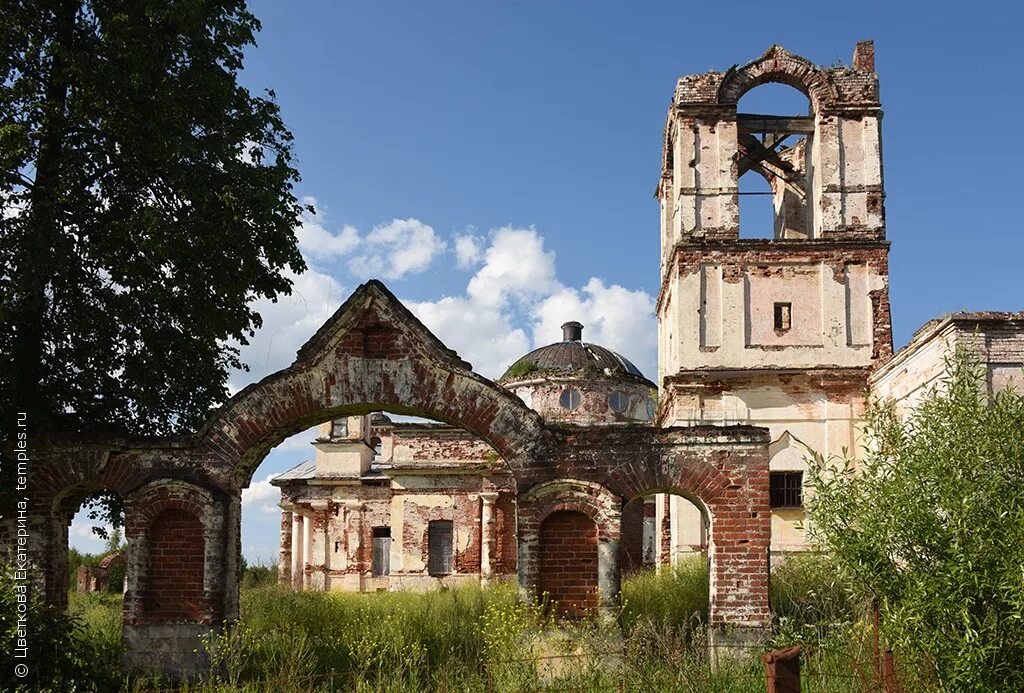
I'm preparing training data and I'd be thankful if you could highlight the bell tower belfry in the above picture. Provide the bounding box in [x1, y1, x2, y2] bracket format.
[656, 41, 893, 555]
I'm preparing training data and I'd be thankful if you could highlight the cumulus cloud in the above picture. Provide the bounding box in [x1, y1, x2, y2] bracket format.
[294, 198, 361, 261]
[405, 226, 656, 381]
[466, 226, 558, 308]
[348, 218, 446, 280]
[232, 267, 344, 388]
[407, 295, 531, 379]
[531, 279, 657, 379]
[242, 473, 282, 514]
[454, 231, 484, 269]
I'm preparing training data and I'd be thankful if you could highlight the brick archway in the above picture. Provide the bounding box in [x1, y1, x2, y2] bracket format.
[716, 44, 839, 112]
[8, 280, 773, 680]
[518, 479, 621, 614]
[196, 280, 552, 489]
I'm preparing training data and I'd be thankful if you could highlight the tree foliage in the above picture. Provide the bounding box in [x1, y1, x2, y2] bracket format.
[0, 0, 307, 437]
[806, 350, 1024, 691]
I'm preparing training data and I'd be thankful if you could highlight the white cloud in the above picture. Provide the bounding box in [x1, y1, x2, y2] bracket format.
[242, 473, 282, 514]
[233, 267, 344, 387]
[466, 226, 557, 308]
[348, 218, 446, 280]
[294, 198, 361, 261]
[296, 217, 360, 260]
[454, 231, 484, 269]
[405, 226, 656, 381]
[531, 278, 657, 379]
[407, 295, 531, 379]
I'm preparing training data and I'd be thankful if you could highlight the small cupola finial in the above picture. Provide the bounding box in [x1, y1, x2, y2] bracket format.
[561, 321, 583, 342]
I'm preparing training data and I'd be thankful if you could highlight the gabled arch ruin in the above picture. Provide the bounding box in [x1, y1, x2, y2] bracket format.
[7, 279, 770, 678]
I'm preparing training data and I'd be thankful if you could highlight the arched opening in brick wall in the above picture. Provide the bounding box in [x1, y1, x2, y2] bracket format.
[61, 488, 129, 608]
[245, 410, 519, 595]
[620, 491, 709, 576]
[736, 82, 813, 240]
[538, 510, 599, 618]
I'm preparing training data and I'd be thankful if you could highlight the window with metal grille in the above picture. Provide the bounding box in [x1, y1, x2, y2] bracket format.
[427, 520, 454, 575]
[774, 302, 792, 332]
[372, 527, 391, 577]
[770, 471, 803, 508]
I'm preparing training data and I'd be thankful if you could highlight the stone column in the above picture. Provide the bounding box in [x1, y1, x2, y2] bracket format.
[479, 493, 498, 583]
[291, 512, 303, 591]
[278, 509, 293, 587]
[302, 511, 313, 590]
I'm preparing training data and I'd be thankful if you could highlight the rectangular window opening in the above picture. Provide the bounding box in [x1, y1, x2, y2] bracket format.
[372, 526, 391, 577]
[770, 471, 803, 508]
[427, 520, 454, 576]
[774, 302, 792, 332]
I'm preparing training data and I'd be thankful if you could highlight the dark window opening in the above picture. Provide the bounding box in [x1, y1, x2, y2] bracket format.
[428, 520, 454, 576]
[774, 302, 792, 332]
[609, 391, 629, 413]
[559, 388, 582, 411]
[371, 436, 382, 461]
[770, 471, 803, 508]
[372, 527, 391, 576]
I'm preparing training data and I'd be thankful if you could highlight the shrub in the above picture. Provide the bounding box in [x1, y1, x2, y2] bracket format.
[807, 349, 1024, 691]
[0, 570, 121, 692]
[769, 553, 857, 630]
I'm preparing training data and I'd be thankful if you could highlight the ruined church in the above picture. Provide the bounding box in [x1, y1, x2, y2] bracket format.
[11, 40, 1023, 678]
[271, 39, 1023, 601]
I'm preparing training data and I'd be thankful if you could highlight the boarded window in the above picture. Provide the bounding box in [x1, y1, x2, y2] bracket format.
[770, 471, 803, 508]
[372, 527, 391, 577]
[428, 520, 454, 576]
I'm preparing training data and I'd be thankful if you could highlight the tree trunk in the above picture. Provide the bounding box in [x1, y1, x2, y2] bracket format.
[10, 0, 77, 430]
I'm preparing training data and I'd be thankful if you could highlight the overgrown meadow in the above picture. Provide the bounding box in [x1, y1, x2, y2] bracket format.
[55, 555, 937, 692]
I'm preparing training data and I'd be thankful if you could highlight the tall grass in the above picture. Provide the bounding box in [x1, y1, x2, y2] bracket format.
[67, 555, 933, 691]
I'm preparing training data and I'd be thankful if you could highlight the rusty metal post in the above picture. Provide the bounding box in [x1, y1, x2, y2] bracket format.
[872, 597, 881, 682]
[763, 645, 801, 693]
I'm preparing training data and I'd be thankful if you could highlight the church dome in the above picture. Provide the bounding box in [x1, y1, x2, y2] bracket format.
[499, 322, 657, 424]
[499, 321, 653, 386]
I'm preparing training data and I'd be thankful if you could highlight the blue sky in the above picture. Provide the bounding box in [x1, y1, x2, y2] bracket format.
[70, 2, 1024, 560]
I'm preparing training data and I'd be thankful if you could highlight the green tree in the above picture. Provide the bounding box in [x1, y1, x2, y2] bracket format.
[102, 526, 121, 554]
[806, 350, 1024, 691]
[0, 0, 307, 441]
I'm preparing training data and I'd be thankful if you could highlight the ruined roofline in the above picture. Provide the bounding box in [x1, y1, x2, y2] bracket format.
[870, 311, 1024, 386]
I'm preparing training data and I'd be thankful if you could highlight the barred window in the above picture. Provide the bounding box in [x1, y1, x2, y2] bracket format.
[428, 520, 454, 576]
[770, 471, 803, 508]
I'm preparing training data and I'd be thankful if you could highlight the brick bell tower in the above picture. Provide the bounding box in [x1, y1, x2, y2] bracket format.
[656, 42, 892, 556]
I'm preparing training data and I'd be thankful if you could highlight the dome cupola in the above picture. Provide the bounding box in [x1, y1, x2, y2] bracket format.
[499, 322, 657, 424]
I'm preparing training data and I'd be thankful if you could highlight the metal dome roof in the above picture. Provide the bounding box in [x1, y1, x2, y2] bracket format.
[499, 321, 654, 386]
